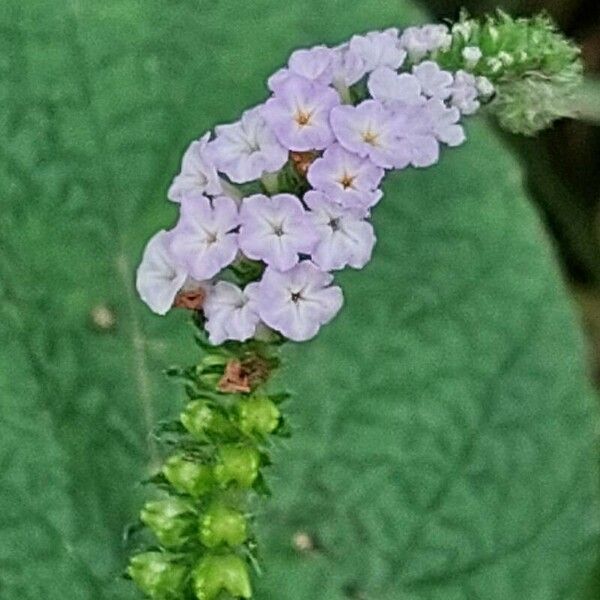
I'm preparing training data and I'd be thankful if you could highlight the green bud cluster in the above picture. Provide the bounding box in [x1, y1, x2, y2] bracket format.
[127, 333, 287, 600]
[434, 11, 583, 135]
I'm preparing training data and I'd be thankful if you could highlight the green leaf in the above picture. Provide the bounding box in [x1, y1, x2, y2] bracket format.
[0, 2, 598, 600]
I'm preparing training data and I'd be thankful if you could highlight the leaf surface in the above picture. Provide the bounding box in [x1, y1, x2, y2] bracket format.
[0, 1, 598, 599]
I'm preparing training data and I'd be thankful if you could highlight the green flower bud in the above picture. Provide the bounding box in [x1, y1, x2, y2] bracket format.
[436, 11, 583, 135]
[181, 400, 236, 440]
[214, 445, 260, 489]
[197, 372, 223, 389]
[238, 396, 280, 436]
[193, 554, 252, 600]
[140, 497, 196, 548]
[200, 502, 248, 548]
[163, 454, 214, 497]
[198, 353, 229, 371]
[127, 552, 188, 599]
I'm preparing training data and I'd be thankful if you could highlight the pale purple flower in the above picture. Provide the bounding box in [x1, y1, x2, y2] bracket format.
[412, 61, 453, 100]
[305, 191, 376, 271]
[136, 230, 188, 315]
[331, 43, 368, 88]
[306, 143, 383, 210]
[450, 70, 481, 115]
[169, 193, 239, 280]
[399, 24, 452, 61]
[392, 103, 440, 169]
[330, 99, 403, 169]
[348, 29, 406, 72]
[263, 77, 341, 151]
[425, 99, 466, 146]
[208, 106, 288, 183]
[168, 133, 222, 202]
[268, 46, 335, 91]
[256, 262, 343, 342]
[203, 281, 261, 344]
[238, 193, 318, 271]
[367, 67, 423, 107]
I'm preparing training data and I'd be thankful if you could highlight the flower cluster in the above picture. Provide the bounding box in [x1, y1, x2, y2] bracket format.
[137, 25, 493, 343]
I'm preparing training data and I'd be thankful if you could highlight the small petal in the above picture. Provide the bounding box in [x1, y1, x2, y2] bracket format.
[168, 133, 222, 202]
[136, 230, 188, 315]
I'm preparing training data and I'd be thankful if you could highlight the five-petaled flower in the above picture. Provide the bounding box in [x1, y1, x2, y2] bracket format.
[330, 99, 403, 169]
[255, 261, 344, 342]
[203, 281, 261, 344]
[238, 193, 318, 271]
[209, 106, 288, 183]
[263, 76, 340, 151]
[136, 230, 189, 315]
[307, 143, 383, 210]
[305, 191, 376, 271]
[168, 133, 222, 202]
[170, 193, 240, 280]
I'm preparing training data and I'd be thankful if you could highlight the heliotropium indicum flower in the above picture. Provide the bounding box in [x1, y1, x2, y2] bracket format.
[132, 15, 583, 600]
[305, 190, 376, 271]
[136, 230, 189, 315]
[330, 99, 404, 169]
[268, 45, 335, 91]
[208, 106, 288, 183]
[367, 67, 423, 107]
[255, 261, 344, 341]
[306, 143, 384, 210]
[169, 193, 239, 280]
[349, 28, 406, 71]
[262, 76, 340, 151]
[412, 61, 454, 99]
[203, 281, 261, 344]
[168, 133, 222, 202]
[238, 193, 318, 271]
[399, 24, 452, 61]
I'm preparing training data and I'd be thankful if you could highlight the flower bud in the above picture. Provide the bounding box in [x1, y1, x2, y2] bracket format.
[200, 502, 248, 548]
[163, 454, 214, 497]
[214, 445, 260, 489]
[193, 554, 252, 600]
[140, 497, 196, 548]
[127, 552, 187, 599]
[238, 396, 280, 436]
[181, 400, 235, 440]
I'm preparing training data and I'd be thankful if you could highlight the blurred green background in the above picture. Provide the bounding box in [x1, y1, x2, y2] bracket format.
[1, 1, 600, 599]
